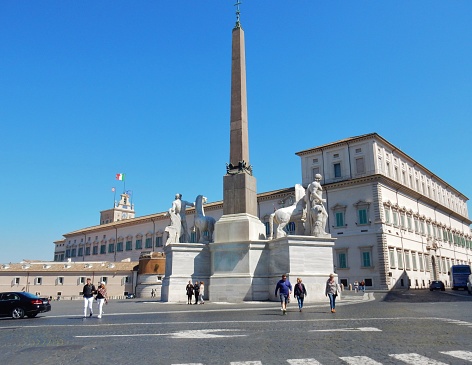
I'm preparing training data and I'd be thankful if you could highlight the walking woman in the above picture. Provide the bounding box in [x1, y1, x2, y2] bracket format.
[325, 274, 340, 313]
[198, 281, 205, 304]
[186, 280, 194, 305]
[96, 281, 109, 319]
[293, 277, 307, 312]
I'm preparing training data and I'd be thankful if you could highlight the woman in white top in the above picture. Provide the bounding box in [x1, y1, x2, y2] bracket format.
[199, 281, 205, 304]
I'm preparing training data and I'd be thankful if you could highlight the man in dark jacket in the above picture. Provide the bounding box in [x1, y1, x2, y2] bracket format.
[82, 278, 96, 318]
[193, 281, 200, 305]
[275, 274, 292, 315]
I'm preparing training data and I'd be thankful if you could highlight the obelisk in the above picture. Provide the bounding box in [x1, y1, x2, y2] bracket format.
[214, 2, 266, 243]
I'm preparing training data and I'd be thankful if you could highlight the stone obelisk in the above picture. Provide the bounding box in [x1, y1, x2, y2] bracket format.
[214, 4, 266, 243]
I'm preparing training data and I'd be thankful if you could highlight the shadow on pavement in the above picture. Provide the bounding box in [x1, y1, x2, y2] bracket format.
[381, 289, 472, 302]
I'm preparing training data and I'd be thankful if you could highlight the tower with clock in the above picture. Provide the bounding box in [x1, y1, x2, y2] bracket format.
[99, 192, 135, 224]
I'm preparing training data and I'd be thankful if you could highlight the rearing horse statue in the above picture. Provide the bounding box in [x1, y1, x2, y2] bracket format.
[194, 195, 216, 243]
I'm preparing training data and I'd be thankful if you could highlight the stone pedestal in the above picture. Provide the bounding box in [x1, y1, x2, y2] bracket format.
[214, 213, 266, 243]
[161, 243, 210, 302]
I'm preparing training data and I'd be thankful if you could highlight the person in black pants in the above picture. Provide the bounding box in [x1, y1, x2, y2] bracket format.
[186, 281, 194, 305]
[193, 281, 200, 305]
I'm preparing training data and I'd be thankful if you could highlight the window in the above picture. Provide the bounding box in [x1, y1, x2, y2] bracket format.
[404, 251, 411, 270]
[355, 157, 365, 174]
[424, 254, 430, 272]
[35, 277, 43, 285]
[354, 200, 370, 226]
[412, 252, 417, 271]
[93, 246, 98, 255]
[285, 222, 295, 234]
[312, 167, 320, 181]
[71, 248, 76, 257]
[155, 236, 163, 247]
[145, 238, 152, 249]
[108, 243, 115, 253]
[100, 277, 108, 284]
[66, 249, 71, 258]
[85, 247, 91, 256]
[400, 213, 406, 228]
[14, 277, 20, 285]
[335, 212, 344, 227]
[100, 245, 106, 254]
[389, 248, 395, 268]
[384, 207, 391, 224]
[135, 239, 142, 250]
[441, 257, 446, 273]
[78, 277, 86, 285]
[397, 250, 403, 270]
[337, 251, 348, 269]
[57, 277, 64, 285]
[334, 163, 341, 178]
[392, 211, 398, 226]
[117, 241, 123, 252]
[78, 247, 83, 257]
[126, 240, 132, 251]
[361, 251, 372, 268]
[407, 215, 412, 231]
[418, 253, 424, 271]
[358, 209, 368, 225]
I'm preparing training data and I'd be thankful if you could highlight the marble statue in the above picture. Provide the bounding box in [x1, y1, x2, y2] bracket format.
[194, 195, 216, 243]
[305, 174, 329, 237]
[171, 193, 195, 242]
[268, 184, 306, 239]
[165, 208, 181, 245]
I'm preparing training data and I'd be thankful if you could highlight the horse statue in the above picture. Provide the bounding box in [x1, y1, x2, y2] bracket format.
[194, 195, 216, 243]
[268, 184, 306, 240]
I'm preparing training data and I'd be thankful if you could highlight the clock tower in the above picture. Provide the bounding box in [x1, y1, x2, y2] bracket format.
[100, 192, 135, 224]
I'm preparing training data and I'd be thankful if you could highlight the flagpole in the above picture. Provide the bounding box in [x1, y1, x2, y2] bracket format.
[123, 173, 126, 194]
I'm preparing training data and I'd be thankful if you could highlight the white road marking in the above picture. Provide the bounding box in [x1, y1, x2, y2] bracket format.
[440, 351, 472, 361]
[230, 362, 262, 365]
[389, 353, 448, 364]
[311, 327, 381, 332]
[76, 329, 246, 339]
[287, 358, 323, 364]
[340, 356, 383, 365]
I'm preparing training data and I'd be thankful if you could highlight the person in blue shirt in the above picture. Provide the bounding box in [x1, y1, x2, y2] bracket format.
[275, 274, 292, 315]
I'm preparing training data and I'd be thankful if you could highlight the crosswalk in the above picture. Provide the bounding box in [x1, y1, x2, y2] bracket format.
[172, 350, 472, 364]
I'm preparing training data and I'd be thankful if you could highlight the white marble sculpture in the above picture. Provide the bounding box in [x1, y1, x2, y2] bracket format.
[305, 174, 329, 237]
[194, 195, 216, 243]
[268, 184, 306, 239]
[171, 193, 195, 242]
[164, 208, 181, 245]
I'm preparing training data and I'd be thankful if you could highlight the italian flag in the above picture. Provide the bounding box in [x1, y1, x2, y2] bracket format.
[116, 173, 125, 181]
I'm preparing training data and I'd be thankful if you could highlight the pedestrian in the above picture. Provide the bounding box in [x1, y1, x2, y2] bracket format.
[193, 281, 200, 305]
[293, 277, 307, 312]
[82, 278, 96, 318]
[96, 281, 109, 319]
[325, 273, 340, 313]
[199, 281, 205, 304]
[274, 274, 292, 315]
[186, 280, 194, 304]
[360, 280, 365, 292]
[354, 280, 359, 293]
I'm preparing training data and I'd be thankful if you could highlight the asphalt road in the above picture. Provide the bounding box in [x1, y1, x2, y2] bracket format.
[1, 289, 471, 365]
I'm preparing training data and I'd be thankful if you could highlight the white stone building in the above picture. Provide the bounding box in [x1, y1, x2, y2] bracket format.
[49, 133, 471, 291]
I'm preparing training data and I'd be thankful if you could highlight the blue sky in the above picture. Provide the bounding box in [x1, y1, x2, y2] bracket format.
[1, 1, 471, 263]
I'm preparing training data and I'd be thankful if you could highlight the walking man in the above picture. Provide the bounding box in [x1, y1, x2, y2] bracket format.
[275, 274, 292, 315]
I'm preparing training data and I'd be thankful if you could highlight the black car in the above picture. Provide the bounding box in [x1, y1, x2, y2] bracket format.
[0, 292, 51, 319]
[429, 280, 445, 291]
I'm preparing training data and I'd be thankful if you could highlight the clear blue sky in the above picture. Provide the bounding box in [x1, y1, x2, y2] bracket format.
[1, 1, 471, 263]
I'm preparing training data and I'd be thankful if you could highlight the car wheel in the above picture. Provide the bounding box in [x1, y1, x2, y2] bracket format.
[26, 312, 38, 318]
[11, 307, 25, 319]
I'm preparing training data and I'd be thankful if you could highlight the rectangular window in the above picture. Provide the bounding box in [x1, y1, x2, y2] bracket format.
[57, 277, 64, 285]
[79, 277, 86, 285]
[117, 242, 123, 252]
[355, 157, 365, 174]
[14, 277, 20, 285]
[100, 245, 106, 254]
[361, 251, 371, 268]
[358, 209, 368, 225]
[334, 163, 341, 178]
[71, 248, 76, 257]
[389, 248, 395, 269]
[393, 211, 398, 226]
[424, 255, 430, 272]
[385, 208, 391, 224]
[405, 251, 411, 270]
[155, 237, 163, 247]
[338, 253, 347, 269]
[92, 246, 98, 255]
[100, 277, 108, 284]
[418, 253, 424, 271]
[312, 167, 320, 181]
[135, 239, 142, 250]
[397, 250, 403, 270]
[335, 212, 344, 227]
[85, 247, 91, 256]
[400, 213, 406, 228]
[108, 243, 115, 253]
[66, 249, 71, 258]
[145, 238, 152, 249]
[414, 219, 419, 233]
[35, 277, 43, 285]
[78, 247, 83, 257]
[412, 252, 417, 271]
[126, 240, 132, 251]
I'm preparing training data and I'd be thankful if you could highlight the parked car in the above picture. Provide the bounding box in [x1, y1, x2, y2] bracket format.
[467, 274, 472, 295]
[126, 293, 135, 299]
[429, 280, 445, 291]
[0, 292, 51, 319]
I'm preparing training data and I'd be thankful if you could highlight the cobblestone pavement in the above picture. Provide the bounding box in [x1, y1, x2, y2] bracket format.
[0, 290, 470, 365]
